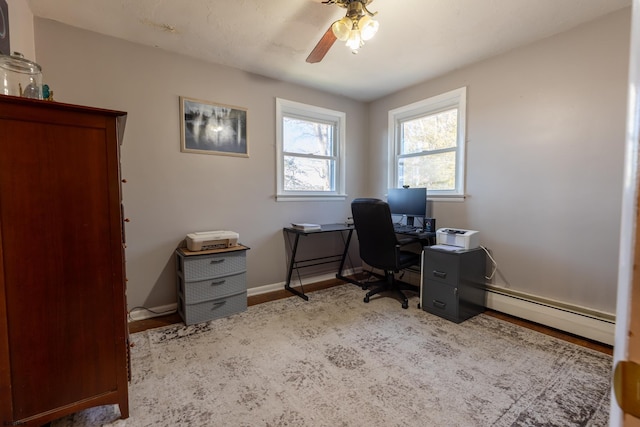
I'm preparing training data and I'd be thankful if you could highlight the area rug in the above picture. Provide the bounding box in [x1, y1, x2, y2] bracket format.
[52, 285, 612, 426]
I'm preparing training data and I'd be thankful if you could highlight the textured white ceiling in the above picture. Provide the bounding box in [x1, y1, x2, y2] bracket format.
[26, 0, 631, 101]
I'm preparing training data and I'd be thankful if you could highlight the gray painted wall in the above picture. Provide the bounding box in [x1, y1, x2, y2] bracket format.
[32, 18, 368, 310]
[369, 8, 630, 314]
[13, 5, 630, 317]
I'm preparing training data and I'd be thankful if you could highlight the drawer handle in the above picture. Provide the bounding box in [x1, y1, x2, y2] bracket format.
[433, 300, 446, 309]
[210, 301, 227, 310]
[210, 259, 225, 264]
[432, 270, 447, 279]
[210, 280, 226, 286]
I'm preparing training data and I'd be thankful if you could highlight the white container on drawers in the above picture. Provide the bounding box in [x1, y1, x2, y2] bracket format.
[175, 245, 249, 325]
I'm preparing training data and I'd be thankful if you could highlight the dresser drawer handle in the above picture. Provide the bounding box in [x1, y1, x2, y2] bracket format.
[210, 280, 226, 286]
[433, 300, 446, 309]
[432, 270, 447, 279]
[210, 259, 225, 264]
[210, 301, 227, 310]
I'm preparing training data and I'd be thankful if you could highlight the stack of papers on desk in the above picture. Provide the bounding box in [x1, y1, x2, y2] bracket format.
[291, 223, 321, 231]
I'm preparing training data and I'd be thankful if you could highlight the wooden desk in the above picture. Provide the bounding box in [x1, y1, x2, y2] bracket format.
[282, 224, 359, 300]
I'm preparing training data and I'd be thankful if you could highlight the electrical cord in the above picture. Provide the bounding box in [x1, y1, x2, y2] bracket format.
[128, 306, 177, 322]
[480, 245, 497, 280]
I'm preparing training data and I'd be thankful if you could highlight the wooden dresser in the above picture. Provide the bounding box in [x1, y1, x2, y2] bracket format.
[0, 95, 129, 426]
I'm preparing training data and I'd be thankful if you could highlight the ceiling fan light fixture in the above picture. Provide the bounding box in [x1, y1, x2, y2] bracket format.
[332, 17, 353, 41]
[358, 15, 379, 41]
[306, 0, 379, 63]
[345, 29, 362, 53]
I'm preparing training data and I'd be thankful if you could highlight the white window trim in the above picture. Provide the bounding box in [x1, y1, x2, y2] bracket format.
[388, 87, 467, 201]
[276, 98, 346, 202]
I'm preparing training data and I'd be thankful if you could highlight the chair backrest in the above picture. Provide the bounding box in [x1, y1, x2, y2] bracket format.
[351, 198, 401, 270]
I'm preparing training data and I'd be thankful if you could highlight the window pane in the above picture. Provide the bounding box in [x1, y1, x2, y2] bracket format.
[284, 156, 335, 191]
[283, 117, 333, 156]
[399, 152, 456, 190]
[401, 108, 457, 155]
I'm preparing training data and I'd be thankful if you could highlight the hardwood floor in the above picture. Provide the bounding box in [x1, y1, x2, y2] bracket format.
[483, 310, 612, 356]
[128, 278, 613, 356]
[127, 279, 343, 334]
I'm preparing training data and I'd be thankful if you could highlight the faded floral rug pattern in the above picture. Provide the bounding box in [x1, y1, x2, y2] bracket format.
[53, 285, 612, 426]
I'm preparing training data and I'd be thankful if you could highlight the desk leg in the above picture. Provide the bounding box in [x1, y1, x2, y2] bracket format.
[284, 232, 309, 301]
[335, 228, 366, 289]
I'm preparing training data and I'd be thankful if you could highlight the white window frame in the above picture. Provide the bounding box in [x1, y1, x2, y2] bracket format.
[276, 98, 346, 201]
[388, 87, 467, 200]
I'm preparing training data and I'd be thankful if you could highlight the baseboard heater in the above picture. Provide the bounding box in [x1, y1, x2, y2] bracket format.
[485, 286, 615, 346]
[377, 268, 615, 345]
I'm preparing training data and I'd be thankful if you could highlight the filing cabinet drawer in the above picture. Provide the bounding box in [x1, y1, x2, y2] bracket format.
[422, 250, 459, 286]
[178, 272, 246, 304]
[422, 281, 458, 321]
[178, 250, 246, 280]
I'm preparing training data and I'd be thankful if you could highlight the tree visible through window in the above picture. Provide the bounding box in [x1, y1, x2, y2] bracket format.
[276, 99, 346, 201]
[283, 117, 334, 191]
[389, 87, 467, 198]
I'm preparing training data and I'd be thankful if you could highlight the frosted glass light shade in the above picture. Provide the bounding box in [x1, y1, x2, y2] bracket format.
[332, 17, 353, 41]
[345, 29, 362, 51]
[359, 16, 379, 41]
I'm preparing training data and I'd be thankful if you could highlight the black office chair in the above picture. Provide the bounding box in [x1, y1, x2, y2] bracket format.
[351, 198, 421, 309]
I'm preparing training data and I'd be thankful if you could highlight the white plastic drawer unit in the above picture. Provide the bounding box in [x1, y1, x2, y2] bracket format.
[175, 246, 249, 325]
[177, 250, 246, 279]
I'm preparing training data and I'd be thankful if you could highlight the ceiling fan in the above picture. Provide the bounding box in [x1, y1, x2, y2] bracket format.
[306, 0, 379, 63]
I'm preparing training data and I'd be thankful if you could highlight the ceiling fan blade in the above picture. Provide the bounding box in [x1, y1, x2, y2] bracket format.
[306, 26, 337, 63]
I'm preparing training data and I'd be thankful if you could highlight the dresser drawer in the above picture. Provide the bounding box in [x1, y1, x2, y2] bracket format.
[179, 291, 247, 325]
[422, 281, 458, 321]
[178, 272, 246, 304]
[178, 250, 246, 280]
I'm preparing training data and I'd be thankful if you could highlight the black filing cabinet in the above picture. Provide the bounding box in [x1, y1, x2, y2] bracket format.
[421, 247, 486, 323]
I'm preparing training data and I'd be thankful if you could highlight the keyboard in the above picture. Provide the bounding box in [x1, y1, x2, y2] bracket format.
[393, 224, 421, 233]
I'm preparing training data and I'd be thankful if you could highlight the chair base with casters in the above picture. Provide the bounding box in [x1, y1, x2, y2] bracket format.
[363, 268, 420, 309]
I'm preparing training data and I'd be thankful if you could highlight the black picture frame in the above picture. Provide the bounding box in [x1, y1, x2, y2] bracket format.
[0, 0, 10, 56]
[180, 96, 248, 157]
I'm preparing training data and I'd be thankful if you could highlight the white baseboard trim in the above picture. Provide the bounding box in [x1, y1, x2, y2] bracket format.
[246, 267, 362, 296]
[486, 287, 615, 346]
[127, 268, 361, 323]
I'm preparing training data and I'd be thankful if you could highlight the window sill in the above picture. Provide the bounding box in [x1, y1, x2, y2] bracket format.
[430, 195, 466, 202]
[276, 194, 347, 202]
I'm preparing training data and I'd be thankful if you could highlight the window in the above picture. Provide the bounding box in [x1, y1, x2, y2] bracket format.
[276, 98, 346, 201]
[388, 87, 467, 199]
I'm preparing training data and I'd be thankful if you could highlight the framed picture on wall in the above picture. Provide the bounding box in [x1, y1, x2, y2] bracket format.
[180, 96, 248, 157]
[0, 0, 10, 55]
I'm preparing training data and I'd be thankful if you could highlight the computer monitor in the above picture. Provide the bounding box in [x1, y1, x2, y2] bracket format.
[387, 187, 427, 227]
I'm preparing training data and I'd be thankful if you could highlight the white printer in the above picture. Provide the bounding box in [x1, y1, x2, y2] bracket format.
[434, 228, 480, 250]
[186, 230, 239, 251]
